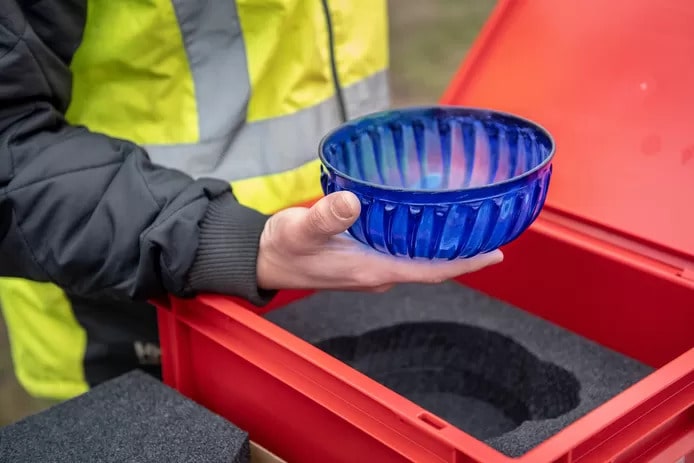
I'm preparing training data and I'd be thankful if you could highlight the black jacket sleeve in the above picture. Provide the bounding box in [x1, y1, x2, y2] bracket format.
[0, 1, 273, 304]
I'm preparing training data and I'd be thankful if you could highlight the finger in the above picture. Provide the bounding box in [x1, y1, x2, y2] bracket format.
[446, 249, 504, 274]
[357, 249, 504, 286]
[396, 249, 504, 283]
[343, 283, 395, 293]
[300, 191, 361, 244]
[367, 283, 395, 293]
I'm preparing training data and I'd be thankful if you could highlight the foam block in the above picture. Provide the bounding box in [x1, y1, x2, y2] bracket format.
[265, 282, 653, 457]
[0, 370, 250, 463]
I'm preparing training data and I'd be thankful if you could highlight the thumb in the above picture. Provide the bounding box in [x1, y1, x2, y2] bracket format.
[301, 191, 361, 243]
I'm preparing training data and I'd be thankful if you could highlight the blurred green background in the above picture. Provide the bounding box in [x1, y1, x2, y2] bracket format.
[0, 0, 497, 426]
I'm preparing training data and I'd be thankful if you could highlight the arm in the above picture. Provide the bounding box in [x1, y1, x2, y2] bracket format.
[0, 1, 272, 304]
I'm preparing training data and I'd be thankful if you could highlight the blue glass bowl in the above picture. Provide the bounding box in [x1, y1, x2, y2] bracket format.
[318, 106, 556, 260]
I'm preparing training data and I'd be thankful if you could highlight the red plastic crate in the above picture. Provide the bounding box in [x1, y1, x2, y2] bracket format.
[443, 0, 694, 371]
[155, 1, 694, 461]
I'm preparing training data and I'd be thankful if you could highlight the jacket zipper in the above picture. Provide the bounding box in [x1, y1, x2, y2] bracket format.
[320, 0, 348, 123]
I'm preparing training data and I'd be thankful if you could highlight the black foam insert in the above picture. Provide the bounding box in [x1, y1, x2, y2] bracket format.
[0, 370, 250, 463]
[266, 282, 653, 457]
[316, 322, 581, 441]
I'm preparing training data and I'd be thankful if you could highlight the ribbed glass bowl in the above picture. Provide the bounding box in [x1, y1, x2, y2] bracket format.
[318, 106, 556, 260]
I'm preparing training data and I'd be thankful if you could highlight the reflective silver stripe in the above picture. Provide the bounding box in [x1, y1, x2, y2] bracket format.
[145, 72, 389, 180]
[169, 0, 250, 141]
[147, 0, 390, 181]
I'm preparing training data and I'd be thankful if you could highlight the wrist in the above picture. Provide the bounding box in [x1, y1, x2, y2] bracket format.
[185, 193, 277, 306]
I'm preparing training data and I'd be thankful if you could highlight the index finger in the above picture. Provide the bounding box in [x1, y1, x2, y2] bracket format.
[372, 250, 504, 285]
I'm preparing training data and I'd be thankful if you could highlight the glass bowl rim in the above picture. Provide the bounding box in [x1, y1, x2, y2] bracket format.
[318, 105, 556, 195]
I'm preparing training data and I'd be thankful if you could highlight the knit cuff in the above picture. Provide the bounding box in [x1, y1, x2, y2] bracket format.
[185, 193, 277, 306]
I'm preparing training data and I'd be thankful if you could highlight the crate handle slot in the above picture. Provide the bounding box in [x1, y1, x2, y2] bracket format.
[417, 412, 448, 430]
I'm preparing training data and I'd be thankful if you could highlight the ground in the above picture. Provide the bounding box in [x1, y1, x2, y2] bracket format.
[0, 0, 497, 425]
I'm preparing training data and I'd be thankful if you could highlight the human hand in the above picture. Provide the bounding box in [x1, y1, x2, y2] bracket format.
[256, 191, 503, 292]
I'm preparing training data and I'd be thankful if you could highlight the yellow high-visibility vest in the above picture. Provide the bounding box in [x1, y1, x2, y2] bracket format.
[0, 0, 389, 400]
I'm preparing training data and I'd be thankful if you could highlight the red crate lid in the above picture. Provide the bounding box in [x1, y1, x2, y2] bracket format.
[441, 0, 694, 262]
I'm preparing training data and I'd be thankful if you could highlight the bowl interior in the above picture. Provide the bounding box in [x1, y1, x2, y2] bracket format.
[320, 108, 554, 191]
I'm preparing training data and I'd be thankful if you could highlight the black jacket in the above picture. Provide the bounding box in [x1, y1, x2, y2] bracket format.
[0, 0, 272, 305]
